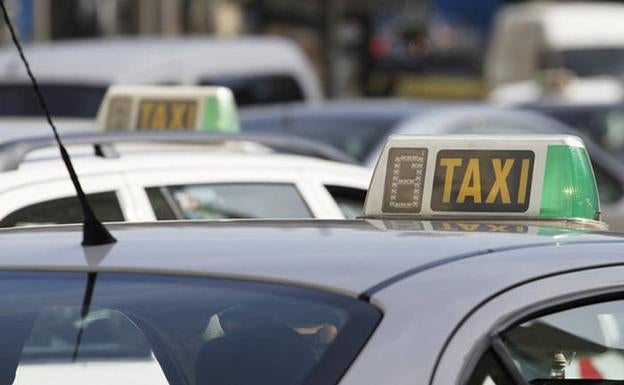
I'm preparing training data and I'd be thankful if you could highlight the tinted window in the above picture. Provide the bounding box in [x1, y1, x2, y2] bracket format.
[593, 163, 623, 204]
[241, 117, 395, 162]
[3, 272, 380, 385]
[543, 107, 624, 161]
[502, 299, 624, 382]
[325, 185, 366, 219]
[558, 48, 624, 77]
[146, 183, 312, 219]
[200, 74, 304, 106]
[0, 192, 124, 227]
[0, 84, 106, 117]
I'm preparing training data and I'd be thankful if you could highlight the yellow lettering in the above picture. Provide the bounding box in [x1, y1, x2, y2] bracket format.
[151, 103, 167, 129]
[487, 224, 508, 232]
[457, 159, 481, 203]
[139, 102, 154, 128]
[458, 223, 480, 231]
[170, 103, 188, 129]
[439, 158, 462, 203]
[516, 226, 526, 233]
[187, 104, 197, 128]
[517, 159, 530, 204]
[486, 159, 514, 204]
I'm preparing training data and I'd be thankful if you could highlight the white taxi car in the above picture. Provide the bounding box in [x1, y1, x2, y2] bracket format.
[0, 86, 369, 226]
[2, 135, 624, 385]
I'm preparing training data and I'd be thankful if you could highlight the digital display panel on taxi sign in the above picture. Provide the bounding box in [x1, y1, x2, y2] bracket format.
[382, 148, 428, 213]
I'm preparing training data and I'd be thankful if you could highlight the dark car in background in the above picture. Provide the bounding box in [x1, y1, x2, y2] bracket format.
[240, 100, 624, 230]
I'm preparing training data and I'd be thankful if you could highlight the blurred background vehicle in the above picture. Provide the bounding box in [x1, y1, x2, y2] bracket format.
[0, 132, 370, 227]
[0, 36, 321, 118]
[522, 101, 624, 160]
[241, 101, 624, 230]
[487, 2, 624, 104]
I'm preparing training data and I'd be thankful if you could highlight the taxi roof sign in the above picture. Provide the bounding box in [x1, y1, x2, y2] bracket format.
[364, 135, 601, 223]
[96, 85, 240, 133]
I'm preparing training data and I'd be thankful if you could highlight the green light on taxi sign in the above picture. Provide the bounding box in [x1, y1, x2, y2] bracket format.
[96, 85, 240, 133]
[363, 135, 603, 224]
[202, 94, 239, 133]
[539, 145, 600, 221]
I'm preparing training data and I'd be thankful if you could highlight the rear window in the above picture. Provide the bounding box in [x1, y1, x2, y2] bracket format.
[0, 84, 106, 117]
[200, 74, 304, 106]
[0, 192, 124, 228]
[4, 272, 380, 385]
[241, 116, 395, 163]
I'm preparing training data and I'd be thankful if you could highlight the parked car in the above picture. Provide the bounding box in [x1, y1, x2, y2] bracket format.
[486, 1, 624, 104]
[0, 36, 321, 118]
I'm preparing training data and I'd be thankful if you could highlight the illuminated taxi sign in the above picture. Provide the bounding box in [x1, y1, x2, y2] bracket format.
[96, 86, 240, 133]
[364, 135, 601, 222]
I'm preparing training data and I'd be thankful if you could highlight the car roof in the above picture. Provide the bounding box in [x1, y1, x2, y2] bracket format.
[0, 149, 370, 189]
[393, 104, 571, 134]
[239, 99, 464, 122]
[0, 36, 321, 100]
[0, 220, 621, 297]
[0, 117, 94, 140]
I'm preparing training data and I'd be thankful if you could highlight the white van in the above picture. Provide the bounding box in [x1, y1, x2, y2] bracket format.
[486, 2, 624, 104]
[0, 36, 322, 117]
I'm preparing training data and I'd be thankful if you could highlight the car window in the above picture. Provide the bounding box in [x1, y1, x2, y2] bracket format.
[241, 117, 396, 163]
[325, 185, 367, 219]
[200, 74, 304, 106]
[500, 299, 624, 383]
[467, 350, 515, 385]
[145, 183, 312, 219]
[593, 163, 624, 204]
[0, 84, 106, 117]
[0, 192, 124, 227]
[2, 272, 380, 385]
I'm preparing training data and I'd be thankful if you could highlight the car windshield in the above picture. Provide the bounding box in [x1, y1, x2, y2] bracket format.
[4, 272, 380, 385]
[0, 84, 106, 118]
[557, 48, 624, 78]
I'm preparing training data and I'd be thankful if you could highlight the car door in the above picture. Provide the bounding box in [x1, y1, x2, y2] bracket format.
[433, 259, 624, 385]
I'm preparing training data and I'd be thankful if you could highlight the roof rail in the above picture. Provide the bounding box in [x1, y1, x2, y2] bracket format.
[0, 131, 358, 172]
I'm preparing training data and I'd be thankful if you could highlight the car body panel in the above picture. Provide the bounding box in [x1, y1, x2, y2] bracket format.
[0, 220, 621, 296]
[345, 242, 624, 385]
[0, 150, 371, 222]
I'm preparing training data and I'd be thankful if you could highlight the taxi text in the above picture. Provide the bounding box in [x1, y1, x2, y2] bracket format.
[431, 150, 534, 212]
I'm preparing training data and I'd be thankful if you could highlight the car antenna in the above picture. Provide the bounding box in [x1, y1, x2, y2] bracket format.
[0, 1, 115, 246]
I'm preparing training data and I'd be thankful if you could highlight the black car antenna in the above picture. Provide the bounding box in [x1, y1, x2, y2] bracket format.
[0, 1, 115, 246]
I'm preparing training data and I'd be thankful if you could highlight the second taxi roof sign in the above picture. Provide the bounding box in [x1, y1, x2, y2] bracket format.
[364, 135, 601, 223]
[95, 85, 240, 133]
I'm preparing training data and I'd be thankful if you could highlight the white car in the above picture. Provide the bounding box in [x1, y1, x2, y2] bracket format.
[0, 134, 370, 227]
[0, 36, 322, 118]
[486, 2, 624, 104]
